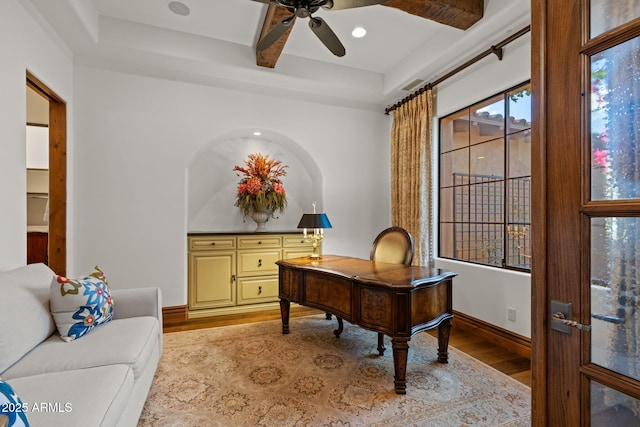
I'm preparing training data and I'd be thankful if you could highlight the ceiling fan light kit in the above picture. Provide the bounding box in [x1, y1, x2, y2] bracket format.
[168, 1, 191, 16]
[254, 0, 387, 57]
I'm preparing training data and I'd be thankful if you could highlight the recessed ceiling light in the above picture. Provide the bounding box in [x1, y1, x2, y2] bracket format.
[168, 1, 190, 16]
[253, 131, 262, 136]
[352, 27, 367, 38]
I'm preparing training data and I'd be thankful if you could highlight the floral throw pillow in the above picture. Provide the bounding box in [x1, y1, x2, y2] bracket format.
[0, 378, 30, 427]
[50, 266, 114, 342]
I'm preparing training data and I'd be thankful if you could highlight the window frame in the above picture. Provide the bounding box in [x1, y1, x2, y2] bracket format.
[437, 80, 532, 272]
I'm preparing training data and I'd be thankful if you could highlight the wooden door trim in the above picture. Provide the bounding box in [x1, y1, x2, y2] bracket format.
[531, 0, 548, 424]
[26, 71, 66, 276]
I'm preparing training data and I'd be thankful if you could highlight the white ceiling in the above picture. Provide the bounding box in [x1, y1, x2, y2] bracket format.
[26, 0, 530, 110]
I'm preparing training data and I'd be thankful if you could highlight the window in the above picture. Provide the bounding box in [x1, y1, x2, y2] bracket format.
[438, 82, 531, 271]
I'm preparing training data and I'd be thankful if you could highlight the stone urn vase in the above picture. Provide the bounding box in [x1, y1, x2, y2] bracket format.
[250, 210, 272, 232]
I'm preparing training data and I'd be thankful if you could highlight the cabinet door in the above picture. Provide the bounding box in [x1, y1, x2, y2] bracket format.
[188, 251, 236, 309]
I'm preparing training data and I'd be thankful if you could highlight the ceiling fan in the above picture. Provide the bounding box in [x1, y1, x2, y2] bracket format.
[252, 0, 388, 57]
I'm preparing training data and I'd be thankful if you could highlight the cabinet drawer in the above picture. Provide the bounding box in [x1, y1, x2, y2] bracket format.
[237, 250, 280, 276]
[237, 276, 279, 304]
[282, 234, 311, 247]
[283, 249, 312, 260]
[189, 236, 236, 251]
[237, 236, 281, 249]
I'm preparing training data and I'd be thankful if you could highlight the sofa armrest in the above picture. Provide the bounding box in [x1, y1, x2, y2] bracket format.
[111, 287, 162, 326]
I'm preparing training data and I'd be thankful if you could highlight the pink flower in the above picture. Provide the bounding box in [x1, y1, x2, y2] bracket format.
[273, 182, 285, 195]
[593, 149, 608, 168]
[246, 177, 263, 195]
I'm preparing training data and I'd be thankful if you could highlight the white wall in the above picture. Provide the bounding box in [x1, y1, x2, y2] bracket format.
[433, 38, 532, 338]
[0, 0, 73, 269]
[73, 66, 391, 306]
[187, 131, 324, 233]
[2, 0, 531, 337]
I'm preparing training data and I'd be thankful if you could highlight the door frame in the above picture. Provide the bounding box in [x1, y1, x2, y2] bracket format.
[26, 71, 66, 276]
[531, 0, 582, 424]
[531, 0, 549, 423]
[532, 1, 640, 425]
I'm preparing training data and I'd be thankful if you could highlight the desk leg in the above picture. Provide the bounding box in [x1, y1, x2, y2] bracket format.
[280, 299, 290, 335]
[377, 332, 386, 356]
[333, 317, 343, 338]
[391, 337, 409, 394]
[437, 319, 451, 363]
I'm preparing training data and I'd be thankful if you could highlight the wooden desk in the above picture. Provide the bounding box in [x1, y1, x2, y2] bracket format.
[276, 255, 456, 394]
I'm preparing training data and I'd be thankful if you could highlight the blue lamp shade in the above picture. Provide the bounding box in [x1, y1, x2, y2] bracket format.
[297, 213, 332, 229]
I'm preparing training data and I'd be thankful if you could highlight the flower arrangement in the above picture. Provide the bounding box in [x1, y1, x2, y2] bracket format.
[233, 153, 288, 218]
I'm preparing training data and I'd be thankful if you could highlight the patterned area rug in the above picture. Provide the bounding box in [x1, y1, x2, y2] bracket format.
[139, 315, 531, 426]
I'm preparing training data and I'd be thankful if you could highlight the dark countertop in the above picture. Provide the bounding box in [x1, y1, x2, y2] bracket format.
[188, 230, 304, 236]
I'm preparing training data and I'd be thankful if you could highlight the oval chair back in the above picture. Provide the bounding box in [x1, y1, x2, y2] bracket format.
[370, 226, 414, 265]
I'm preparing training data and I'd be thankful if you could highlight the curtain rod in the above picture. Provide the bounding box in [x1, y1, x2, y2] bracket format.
[384, 25, 531, 115]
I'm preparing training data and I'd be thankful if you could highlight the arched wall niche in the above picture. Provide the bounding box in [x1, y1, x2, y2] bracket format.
[188, 128, 323, 232]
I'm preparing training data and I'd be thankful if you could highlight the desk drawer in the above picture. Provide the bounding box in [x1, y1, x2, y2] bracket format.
[237, 250, 280, 276]
[237, 276, 279, 304]
[238, 236, 281, 249]
[190, 236, 235, 251]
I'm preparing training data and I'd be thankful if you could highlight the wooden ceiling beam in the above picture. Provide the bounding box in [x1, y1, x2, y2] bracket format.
[255, 0, 484, 68]
[256, 4, 295, 68]
[384, 0, 484, 30]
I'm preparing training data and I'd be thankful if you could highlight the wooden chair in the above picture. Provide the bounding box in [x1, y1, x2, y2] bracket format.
[370, 227, 414, 355]
[370, 226, 414, 265]
[333, 227, 414, 356]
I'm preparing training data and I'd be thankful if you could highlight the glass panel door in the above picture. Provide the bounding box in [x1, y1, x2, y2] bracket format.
[591, 381, 640, 424]
[587, 2, 640, 424]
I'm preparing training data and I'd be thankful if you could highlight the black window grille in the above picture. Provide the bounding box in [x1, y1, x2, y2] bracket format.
[451, 172, 530, 269]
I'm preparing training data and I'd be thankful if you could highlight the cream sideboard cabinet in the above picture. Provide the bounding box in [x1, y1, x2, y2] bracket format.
[188, 232, 317, 318]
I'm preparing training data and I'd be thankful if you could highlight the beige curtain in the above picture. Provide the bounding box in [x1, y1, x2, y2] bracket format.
[390, 89, 433, 266]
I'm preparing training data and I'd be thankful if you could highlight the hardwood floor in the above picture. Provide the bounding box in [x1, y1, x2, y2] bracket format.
[164, 307, 531, 387]
[427, 327, 532, 387]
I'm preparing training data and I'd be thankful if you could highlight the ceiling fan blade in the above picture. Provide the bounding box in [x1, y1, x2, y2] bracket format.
[322, 0, 388, 10]
[308, 17, 345, 57]
[257, 15, 296, 51]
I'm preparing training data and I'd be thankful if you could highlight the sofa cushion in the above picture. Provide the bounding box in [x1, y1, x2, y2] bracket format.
[9, 364, 134, 427]
[0, 263, 56, 374]
[0, 378, 30, 427]
[1, 317, 159, 382]
[50, 266, 114, 342]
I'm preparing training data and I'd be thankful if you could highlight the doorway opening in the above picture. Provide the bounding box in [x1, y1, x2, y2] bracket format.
[26, 71, 67, 275]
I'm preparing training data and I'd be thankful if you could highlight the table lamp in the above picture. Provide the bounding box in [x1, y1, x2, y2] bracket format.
[297, 202, 332, 259]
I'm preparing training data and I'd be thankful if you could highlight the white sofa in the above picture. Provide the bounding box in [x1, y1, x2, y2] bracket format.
[0, 263, 162, 427]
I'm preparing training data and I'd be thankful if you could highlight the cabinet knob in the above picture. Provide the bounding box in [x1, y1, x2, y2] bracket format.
[231, 274, 236, 282]
[258, 259, 262, 267]
[211, 242, 216, 246]
[258, 241, 262, 245]
[258, 286, 262, 294]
